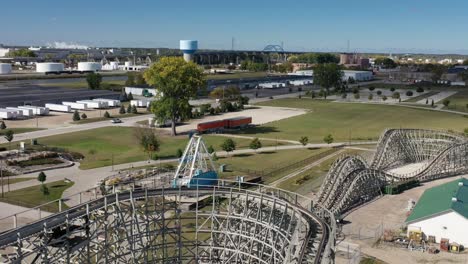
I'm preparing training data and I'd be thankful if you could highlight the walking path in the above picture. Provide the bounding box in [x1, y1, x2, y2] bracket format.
[415, 91, 457, 104]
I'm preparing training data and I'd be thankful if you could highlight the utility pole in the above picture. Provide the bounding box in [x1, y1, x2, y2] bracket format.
[1, 164, 3, 198]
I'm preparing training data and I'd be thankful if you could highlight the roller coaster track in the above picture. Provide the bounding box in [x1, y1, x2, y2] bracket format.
[0, 181, 336, 264]
[317, 129, 468, 215]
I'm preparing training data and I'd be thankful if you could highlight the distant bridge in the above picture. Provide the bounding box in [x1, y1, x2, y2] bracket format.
[194, 44, 306, 65]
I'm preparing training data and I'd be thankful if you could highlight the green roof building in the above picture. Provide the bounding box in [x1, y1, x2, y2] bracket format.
[406, 178, 468, 246]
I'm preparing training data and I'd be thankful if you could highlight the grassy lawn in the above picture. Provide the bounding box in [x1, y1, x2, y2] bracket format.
[0, 127, 44, 136]
[0, 180, 74, 212]
[217, 148, 331, 183]
[277, 149, 370, 195]
[444, 90, 468, 113]
[206, 72, 268, 80]
[237, 99, 468, 142]
[72, 112, 148, 124]
[0, 177, 34, 186]
[24, 127, 288, 169]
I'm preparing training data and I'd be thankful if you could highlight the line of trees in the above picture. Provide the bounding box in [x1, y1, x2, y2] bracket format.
[288, 53, 339, 64]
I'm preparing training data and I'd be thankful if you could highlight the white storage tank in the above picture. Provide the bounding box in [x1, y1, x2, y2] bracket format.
[36, 63, 64, 73]
[78, 62, 102, 72]
[0, 63, 12, 74]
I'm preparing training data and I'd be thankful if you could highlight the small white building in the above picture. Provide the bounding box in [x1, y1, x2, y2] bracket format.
[406, 178, 468, 246]
[343, 70, 373, 82]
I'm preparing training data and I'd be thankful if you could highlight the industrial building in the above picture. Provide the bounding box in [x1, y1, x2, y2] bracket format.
[343, 70, 373, 81]
[0, 63, 12, 74]
[288, 69, 372, 82]
[406, 178, 468, 246]
[339, 53, 370, 68]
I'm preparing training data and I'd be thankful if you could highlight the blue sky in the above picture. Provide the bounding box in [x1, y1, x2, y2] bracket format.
[2, 0, 468, 54]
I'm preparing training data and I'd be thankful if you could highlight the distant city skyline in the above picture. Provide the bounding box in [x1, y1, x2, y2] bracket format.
[2, 0, 468, 54]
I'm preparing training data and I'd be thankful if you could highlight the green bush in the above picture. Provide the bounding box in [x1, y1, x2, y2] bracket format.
[72, 110, 80, 121]
[104, 111, 111, 118]
[406, 91, 413, 96]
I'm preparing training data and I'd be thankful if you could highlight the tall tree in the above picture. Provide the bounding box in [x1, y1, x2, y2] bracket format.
[220, 138, 236, 156]
[323, 134, 334, 144]
[4, 130, 14, 150]
[313, 63, 343, 92]
[249, 138, 262, 153]
[134, 127, 160, 161]
[144, 57, 206, 136]
[37, 171, 47, 185]
[299, 136, 309, 147]
[86, 72, 102, 90]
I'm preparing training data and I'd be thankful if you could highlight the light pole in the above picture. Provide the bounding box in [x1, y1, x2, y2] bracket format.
[1, 164, 3, 198]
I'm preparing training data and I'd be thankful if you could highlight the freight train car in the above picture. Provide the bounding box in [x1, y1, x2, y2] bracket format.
[197, 116, 252, 133]
[226, 117, 252, 128]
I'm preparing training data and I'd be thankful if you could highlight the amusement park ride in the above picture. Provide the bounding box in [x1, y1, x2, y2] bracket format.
[172, 135, 218, 188]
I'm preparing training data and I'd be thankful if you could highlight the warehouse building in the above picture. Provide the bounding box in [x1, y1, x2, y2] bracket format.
[343, 70, 373, 82]
[406, 178, 468, 246]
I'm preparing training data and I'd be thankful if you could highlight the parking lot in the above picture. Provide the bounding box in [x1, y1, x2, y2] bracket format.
[0, 84, 119, 108]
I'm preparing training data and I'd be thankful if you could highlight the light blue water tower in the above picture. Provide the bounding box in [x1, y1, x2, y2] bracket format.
[180, 40, 198, 62]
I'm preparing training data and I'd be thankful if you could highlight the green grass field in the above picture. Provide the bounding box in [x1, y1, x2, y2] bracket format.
[444, 90, 468, 113]
[277, 149, 370, 195]
[217, 148, 330, 182]
[0, 177, 34, 186]
[0, 127, 44, 136]
[72, 112, 148, 124]
[26, 127, 288, 169]
[236, 99, 468, 142]
[0, 180, 73, 212]
[205, 72, 268, 80]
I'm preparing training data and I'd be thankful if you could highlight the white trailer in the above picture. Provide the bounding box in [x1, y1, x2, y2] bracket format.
[125, 87, 158, 96]
[259, 82, 285, 89]
[93, 99, 120, 107]
[6, 107, 33, 117]
[18, 106, 49, 115]
[290, 79, 313, 86]
[0, 109, 16, 119]
[130, 100, 151, 108]
[63, 102, 88, 110]
[45, 103, 72, 113]
[76, 100, 108, 109]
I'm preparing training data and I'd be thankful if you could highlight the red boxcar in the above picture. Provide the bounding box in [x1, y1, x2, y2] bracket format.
[197, 120, 226, 133]
[226, 117, 252, 128]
